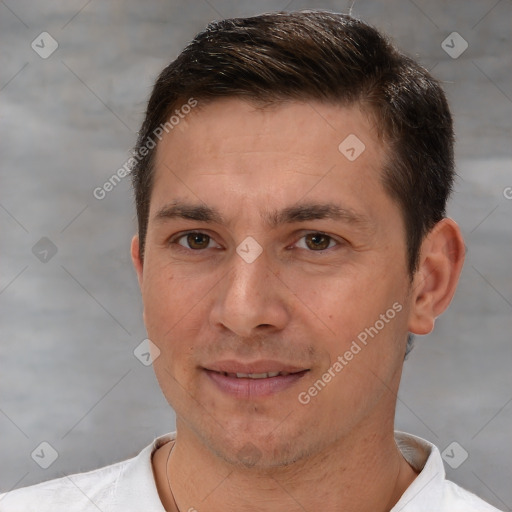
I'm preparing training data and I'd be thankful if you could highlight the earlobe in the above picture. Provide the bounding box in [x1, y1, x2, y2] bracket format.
[130, 235, 144, 289]
[408, 218, 465, 335]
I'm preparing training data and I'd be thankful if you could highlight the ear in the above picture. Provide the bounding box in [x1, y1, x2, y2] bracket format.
[131, 235, 144, 289]
[408, 218, 465, 335]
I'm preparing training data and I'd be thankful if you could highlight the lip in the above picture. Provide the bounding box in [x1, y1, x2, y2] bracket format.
[203, 360, 309, 399]
[205, 359, 308, 375]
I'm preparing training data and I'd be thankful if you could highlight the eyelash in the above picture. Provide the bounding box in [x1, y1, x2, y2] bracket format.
[172, 231, 221, 251]
[293, 233, 338, 251]
[169, 231, 341, 253]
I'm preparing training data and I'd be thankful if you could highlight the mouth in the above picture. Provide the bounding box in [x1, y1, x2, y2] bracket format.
[202, 361, 309, 398]
[214, 370, 298, 379]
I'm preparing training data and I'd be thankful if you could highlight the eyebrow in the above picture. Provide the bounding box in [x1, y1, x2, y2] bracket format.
[266, 203, 370, 228]
[154, 202, 224, 224]
[153, 201, 370, 228]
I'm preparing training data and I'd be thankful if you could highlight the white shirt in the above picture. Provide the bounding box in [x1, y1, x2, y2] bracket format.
[0, 431, 501, 511]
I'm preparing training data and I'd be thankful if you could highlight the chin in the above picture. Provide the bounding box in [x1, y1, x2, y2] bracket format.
[200, 422, 321, 470]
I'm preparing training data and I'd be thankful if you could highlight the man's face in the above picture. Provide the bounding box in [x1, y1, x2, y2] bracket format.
[133, 98, 414, 467]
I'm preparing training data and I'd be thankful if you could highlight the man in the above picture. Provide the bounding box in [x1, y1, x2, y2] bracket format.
[1, 10, 501, 512]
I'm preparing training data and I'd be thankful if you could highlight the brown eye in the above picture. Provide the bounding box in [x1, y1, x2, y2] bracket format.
[304, 233, 333, 251]
[181, 233, 211, 250]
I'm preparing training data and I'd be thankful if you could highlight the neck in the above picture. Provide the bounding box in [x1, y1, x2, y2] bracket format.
[154, 417, 418, 512]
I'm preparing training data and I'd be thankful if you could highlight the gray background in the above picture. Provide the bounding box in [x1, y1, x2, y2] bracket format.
[0, 0, 510, 509]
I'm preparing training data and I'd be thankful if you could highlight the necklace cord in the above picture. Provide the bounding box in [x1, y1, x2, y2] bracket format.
[165, 440, 181, 512]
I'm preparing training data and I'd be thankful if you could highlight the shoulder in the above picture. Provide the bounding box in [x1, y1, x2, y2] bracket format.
[0, 432, 174, 512]
[393, 431, 503, 512]
[0, 458, 129, 511]
[439, 480, 503, 511]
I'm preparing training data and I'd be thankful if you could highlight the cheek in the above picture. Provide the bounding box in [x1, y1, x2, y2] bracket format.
[142, 265, 188, 360]
[142, 266, 205, 404]
[142, 258, 208, 327]
[280, 264, 378, 337]
[285, 264, 407, 368]
[141, 259, 219, 371]
[298, 305, 406, 434]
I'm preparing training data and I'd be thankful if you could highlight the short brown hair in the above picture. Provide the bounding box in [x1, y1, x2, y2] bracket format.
[131, 10, 454, 274]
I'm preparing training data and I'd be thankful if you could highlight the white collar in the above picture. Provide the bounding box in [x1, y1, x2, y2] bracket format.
[119, 430, 442, 511]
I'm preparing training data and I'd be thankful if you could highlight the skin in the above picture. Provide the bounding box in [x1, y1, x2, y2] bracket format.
[131, 98, 465, 512]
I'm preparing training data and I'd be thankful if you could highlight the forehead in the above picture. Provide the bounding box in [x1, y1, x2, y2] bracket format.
[149, 98, 392, 221]
[156, 97, 383, 162]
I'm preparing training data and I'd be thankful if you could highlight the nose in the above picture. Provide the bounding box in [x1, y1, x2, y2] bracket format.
[209, 248, 290, 338]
